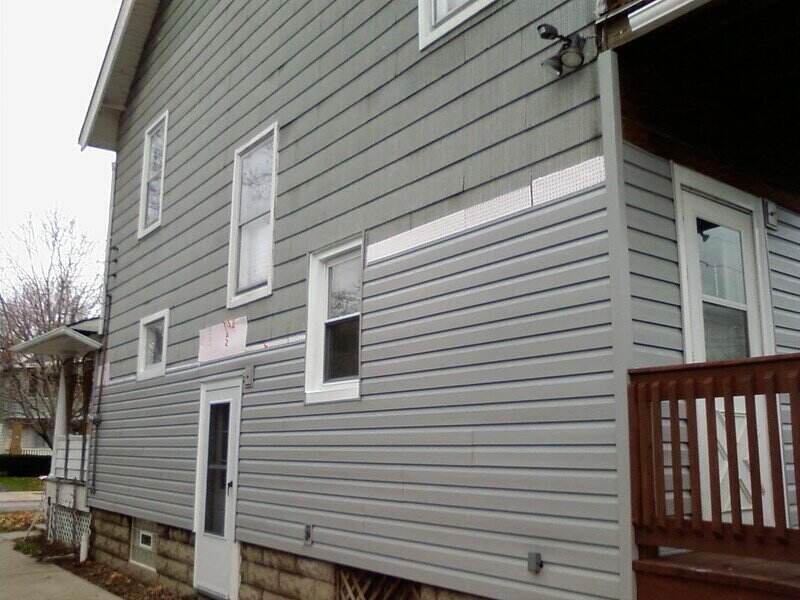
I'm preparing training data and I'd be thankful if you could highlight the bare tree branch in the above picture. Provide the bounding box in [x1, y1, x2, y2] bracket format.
[0, 210, 101, 448]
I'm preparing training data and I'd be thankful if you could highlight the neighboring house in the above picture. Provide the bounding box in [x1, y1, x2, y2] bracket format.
[0, 365, 53, 456]
[77, 1, 800, 599]
[9, 319, 102, 547]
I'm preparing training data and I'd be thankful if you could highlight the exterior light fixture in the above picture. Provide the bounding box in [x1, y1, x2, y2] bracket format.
[537, 23, 587, 76]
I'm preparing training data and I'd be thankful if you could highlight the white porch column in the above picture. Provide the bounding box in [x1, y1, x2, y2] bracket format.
[50, 365, 68, 477]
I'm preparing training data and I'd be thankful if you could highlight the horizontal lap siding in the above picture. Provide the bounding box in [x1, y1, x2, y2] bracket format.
[90, 344, 303, 529]
[623, 143, 683, 367]
[98, 0, 607, 597]
[104, 0, 601, 377]
[768, 207, 800, 526]
[237, 190, 620, 600]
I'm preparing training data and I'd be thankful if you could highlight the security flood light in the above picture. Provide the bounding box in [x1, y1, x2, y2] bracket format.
[537, 23, 587, 76]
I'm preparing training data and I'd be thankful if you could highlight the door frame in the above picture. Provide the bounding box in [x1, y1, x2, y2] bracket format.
[193, 377, 243, 599]
[672, 163, 786, 524]
[673, 164, 776, 363]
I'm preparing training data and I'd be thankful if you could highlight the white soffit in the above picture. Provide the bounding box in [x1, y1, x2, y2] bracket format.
[79, 0, 160, 151]
[10, 327, 102, 357]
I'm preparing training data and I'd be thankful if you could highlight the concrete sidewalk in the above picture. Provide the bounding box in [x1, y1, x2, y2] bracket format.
[0, 533, 120, 600]
[0, 491, 43, 513]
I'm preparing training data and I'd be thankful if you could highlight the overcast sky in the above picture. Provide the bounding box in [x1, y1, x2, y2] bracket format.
[0, 0, 122, 272]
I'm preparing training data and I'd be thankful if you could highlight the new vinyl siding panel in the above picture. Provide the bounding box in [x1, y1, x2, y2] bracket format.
[768, 206, 800, 526]
[237, 187, 620, 600]
[623, 143, 683, 367]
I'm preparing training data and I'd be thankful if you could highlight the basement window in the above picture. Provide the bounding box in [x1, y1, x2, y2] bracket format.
[137, 309, 169, 380]
[138, 111, 168, 239]
[130, 519, 157, 570]
[226, 122, 279, 308]
[418, 0, 498, 49]
[305, 238, 362, 403]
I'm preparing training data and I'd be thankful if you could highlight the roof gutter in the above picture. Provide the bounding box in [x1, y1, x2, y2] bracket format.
[599, 0, 714, 49]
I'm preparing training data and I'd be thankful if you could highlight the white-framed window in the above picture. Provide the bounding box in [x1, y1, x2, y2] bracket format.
[137, 309, 169, 380]
[418, 0, 498, 49]
[226, 122, 279, 309]
[138, 110, 168, 238]
[130, 519, 157, 570]
[304, 238, 363, 403]
[138, 529, 154, 550]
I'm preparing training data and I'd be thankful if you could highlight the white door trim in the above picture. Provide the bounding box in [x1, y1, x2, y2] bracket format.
[193, 378, 242, 600]
[672, 163, 786, 525]
[672, 164, 776, 361]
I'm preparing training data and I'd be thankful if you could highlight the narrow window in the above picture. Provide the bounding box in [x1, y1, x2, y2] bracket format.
[226, 123, 278, 308]
[138, 111, 168, 238]
[305, 239, 362, 403]
[137, 309, 169, 380]
[418, 0, 498, 49]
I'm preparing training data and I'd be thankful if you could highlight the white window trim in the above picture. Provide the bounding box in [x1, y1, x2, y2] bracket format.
[137, 110, 169, 239]
[304, 238, 362, 404]
[138, 529, 154, 550]
[137, 308, 169, 380]
[226, 122, 279, 309]
[672, 164, 777, 362]
[418, 0, 498, 49]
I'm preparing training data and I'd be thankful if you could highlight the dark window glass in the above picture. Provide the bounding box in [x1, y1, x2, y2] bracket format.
[324, 316, 360, 381]
[204, 403, 229, 536]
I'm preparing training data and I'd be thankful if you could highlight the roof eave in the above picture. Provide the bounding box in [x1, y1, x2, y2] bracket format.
[10, 327, 102, 357]
[79, 0, 160, 151]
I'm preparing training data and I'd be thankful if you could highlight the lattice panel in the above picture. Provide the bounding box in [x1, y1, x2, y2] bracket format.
[48, 504, 91, 546]
[338, 567, 421, 600]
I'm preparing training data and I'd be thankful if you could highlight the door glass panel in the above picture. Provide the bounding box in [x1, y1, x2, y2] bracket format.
[204, 403, 229, 536]
[697, 218, 746, 304]
[703, 301, 749, 361]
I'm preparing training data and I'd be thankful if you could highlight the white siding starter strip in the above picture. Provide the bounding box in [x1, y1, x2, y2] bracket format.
[366, 155, 606, 263]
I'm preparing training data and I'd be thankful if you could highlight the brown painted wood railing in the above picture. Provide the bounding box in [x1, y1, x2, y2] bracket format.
[629, 353, 800, 562]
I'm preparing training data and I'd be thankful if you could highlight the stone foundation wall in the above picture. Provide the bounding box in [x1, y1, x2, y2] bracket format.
[93, 509, 483, 600]
[240, 543, 336, 600]
[91, 509, 195, 598]
[239, 542, 485, 600]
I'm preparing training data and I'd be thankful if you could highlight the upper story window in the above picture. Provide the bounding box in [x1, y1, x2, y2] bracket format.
[305, 238, 362, 404]
[226, 123, 278, 308]
[137, 309, 169, 380]
[138, 111, 168, 238]
[418, 0, 498, 49]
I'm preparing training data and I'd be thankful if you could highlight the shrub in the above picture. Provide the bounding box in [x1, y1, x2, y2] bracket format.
[0, 454, 51, 477]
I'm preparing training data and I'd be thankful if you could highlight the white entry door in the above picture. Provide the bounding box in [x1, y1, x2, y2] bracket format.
[194, 379, 242, 599]
[674, 165, 779, 525]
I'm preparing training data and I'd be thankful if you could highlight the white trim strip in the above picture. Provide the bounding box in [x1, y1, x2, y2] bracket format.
[367, 186, 531, 264]
[103, 333, 306, 386]
[366, 156, 606, 263]
[531, 155, 606, 207]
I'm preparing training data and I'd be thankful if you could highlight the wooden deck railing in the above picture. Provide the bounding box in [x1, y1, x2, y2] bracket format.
[629, 353, 800, 562]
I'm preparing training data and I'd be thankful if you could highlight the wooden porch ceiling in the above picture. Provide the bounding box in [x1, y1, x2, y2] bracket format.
[616, 0, 800, 213]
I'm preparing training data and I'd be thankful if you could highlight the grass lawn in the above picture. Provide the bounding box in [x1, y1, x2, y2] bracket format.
[0, 476, 44, 492]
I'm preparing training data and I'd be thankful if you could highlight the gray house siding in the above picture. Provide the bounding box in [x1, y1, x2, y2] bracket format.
[103, 0, 602, 377]
[767, 206, 800, 525]
[91, 0, 615, 597]
[623, 144, 683, 368]
[237, 186, 620, 600]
